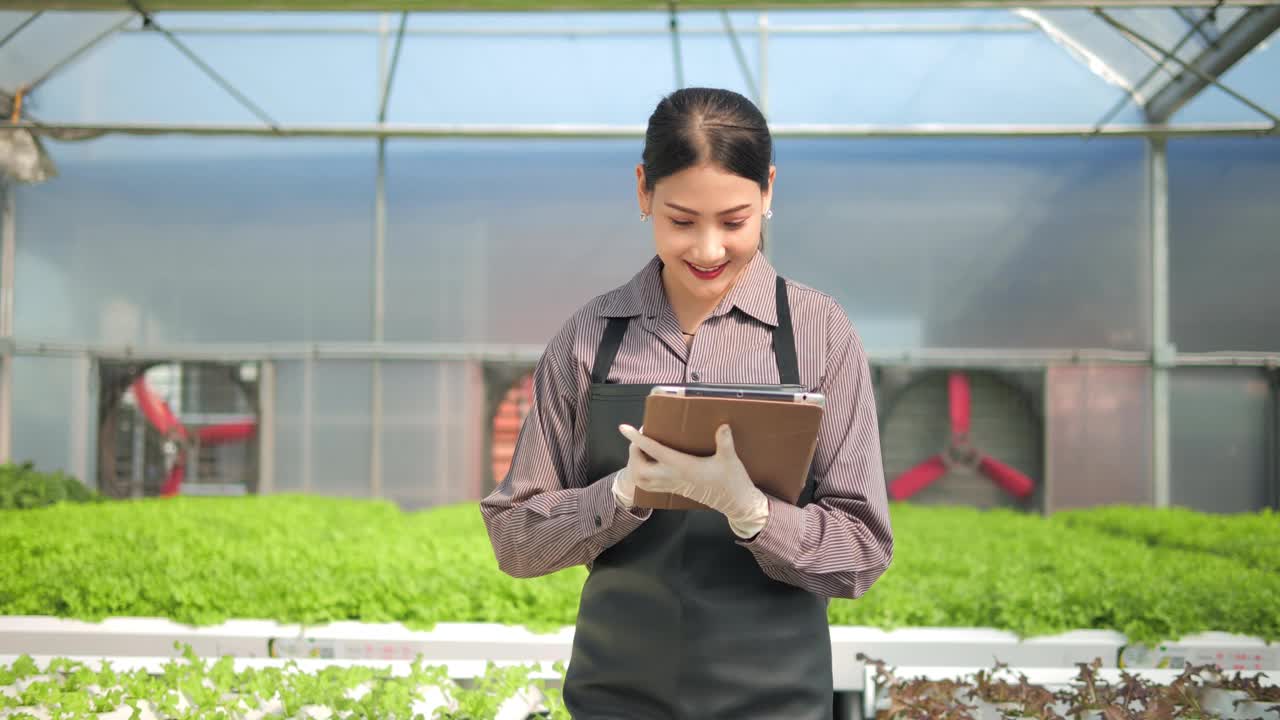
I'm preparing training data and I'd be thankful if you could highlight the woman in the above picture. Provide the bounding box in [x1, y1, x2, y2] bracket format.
[480, 87, 894, 720]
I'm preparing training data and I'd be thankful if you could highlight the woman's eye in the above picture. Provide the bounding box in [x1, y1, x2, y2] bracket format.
[724, 220, 747, 230]
[670, 218, 694, 227]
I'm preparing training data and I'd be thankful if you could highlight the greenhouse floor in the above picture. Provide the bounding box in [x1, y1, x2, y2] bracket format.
[3, 616, 1277, 691]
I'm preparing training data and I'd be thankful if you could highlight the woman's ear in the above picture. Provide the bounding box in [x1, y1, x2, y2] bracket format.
[635, 164, 651, 216]
[762, 165, 777, 216]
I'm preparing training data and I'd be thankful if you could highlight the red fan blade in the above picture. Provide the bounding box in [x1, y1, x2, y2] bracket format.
[948, 371, 971, 439]
[197, 422, 256, 445]
[130, 378, 187, 440]
[888, 456, 947, 500]
[160, 458, 186, 497]
[978, 455, 1035, 498]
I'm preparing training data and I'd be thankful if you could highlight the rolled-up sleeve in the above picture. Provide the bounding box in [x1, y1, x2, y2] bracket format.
[739, 302, 894, 599]
[480, 319, 651, 579]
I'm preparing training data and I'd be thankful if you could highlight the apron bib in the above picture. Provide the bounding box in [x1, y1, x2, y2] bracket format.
[564, 276, 834, 720]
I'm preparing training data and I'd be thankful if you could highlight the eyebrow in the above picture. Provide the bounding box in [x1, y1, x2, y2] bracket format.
[663, 202, 752, 216]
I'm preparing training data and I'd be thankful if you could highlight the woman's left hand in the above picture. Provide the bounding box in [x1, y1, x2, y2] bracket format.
[617, 423, 770, 538]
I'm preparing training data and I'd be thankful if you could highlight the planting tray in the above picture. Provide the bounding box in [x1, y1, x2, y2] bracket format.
[2, 617, 1277, 692]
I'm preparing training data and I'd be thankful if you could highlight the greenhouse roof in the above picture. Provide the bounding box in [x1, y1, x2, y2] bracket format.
[0, 2, 1277, 146]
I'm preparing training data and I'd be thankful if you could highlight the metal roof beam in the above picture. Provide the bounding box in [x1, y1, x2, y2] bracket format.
[1094, 8, 1279, 126]
[128, 1, 280, 131]
[720, 10, 760, 104]
[1089, 3, 1219, 132]
[377, 11, 408, 123]
[1145, 4, 1280, 122]
[12, 1, 1280, 11]
[13, 120, 1280, 139]
[117, 22, 1037, 37]
[0, 12, 41, 51]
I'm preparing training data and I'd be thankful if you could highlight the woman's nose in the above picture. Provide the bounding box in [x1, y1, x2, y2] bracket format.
[689, 231, 728, 264]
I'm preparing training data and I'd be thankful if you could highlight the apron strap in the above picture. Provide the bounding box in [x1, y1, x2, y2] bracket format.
[592, 317, 631, 384]
[773, 276, 801, 386]
[591, 276, 799, 385]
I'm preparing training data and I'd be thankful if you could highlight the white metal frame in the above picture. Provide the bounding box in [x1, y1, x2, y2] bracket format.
[1149, 138, 1172, 507]
[0, 183, 13, 465]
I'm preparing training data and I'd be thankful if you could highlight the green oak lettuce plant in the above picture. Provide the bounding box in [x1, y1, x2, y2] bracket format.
[1, 496, 1277, 645]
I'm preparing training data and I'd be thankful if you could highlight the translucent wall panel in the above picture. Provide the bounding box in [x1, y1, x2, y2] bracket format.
[10, 356, 82, 479]
[271, 360, 372, 498]
[388, 137, 1147, 350]
[311, 362, 372, 497]
[384, 140, 652, 344]
[380, 361, 484, 510]
[771, 138, 1149, 351]
[1044, 365, 1153, 511]
[15, 138, 374, 343]
[1168, 138, 1280, 352]
[270, 360, 306, 493]
[1170, 368, 1273, 513]
[270, 358, 483, 509]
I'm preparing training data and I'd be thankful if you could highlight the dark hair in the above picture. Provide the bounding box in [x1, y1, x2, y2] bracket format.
[641, 88, 772, 193]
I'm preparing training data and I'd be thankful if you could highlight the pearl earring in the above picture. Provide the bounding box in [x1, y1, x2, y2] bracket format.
[765, 209, 773, 220]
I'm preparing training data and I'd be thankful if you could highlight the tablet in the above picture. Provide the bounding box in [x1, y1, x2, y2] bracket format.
[652, 385, 826, 408]
[633, 385, 826, 511]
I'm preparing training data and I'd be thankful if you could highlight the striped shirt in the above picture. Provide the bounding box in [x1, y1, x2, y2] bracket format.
[480, 251, 894, 599]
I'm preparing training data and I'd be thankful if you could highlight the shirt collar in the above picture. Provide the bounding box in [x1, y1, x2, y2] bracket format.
[598, 251, 779, 327]
[712, 249, 779, 327]
[598, 256, 660, 319]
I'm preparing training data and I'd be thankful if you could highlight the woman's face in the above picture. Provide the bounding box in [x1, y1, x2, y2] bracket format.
[637, 162, 774, 308]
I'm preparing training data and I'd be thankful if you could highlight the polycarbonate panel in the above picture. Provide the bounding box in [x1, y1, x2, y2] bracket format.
[15, 137, 375, 343]
[379, 361, 483, 510]
[1168, 138, 1280, 353]
[1170, 368, 1272, 513]
[384, 139, 652, 344]
[0, 11, 130, 94]
[271, 360, 306, 493]
[35, 21, 378, 124]
[1044, 365, 1153, 511]
[26, 8, 1164, 127]
[388, 28, 750, 124]
[309, 362, 372, 497]
[768, 11, 1141, 125]
[270, 360, 372, 497]
[770, 138, 1149, 351]
[10, 356, 75, 477]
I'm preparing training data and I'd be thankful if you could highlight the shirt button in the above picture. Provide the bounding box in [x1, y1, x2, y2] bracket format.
[594, 515, 602, 528]
[691, 372, 700, 382]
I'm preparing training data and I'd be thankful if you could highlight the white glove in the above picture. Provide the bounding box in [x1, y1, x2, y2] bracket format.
[611, 467, 638, 509]
[617, 423, 770, 539]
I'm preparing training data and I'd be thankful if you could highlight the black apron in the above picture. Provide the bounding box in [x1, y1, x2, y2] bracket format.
[564, 276, 833, 720]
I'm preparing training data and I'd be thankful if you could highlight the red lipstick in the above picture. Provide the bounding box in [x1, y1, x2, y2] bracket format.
[686, 261, 728, 280]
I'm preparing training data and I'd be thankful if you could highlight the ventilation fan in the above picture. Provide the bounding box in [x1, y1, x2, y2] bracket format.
[98, 362, 259, 498]
[129, 376, 256, 496]
[878, 369, 1043, 510]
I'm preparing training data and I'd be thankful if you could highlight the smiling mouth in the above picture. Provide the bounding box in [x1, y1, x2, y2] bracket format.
[686, 261, 728, 280]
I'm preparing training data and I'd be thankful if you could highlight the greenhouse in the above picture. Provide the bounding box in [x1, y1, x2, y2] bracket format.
[1, 0, 1279, 717]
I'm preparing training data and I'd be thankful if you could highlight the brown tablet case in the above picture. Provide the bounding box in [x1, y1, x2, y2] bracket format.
[632, 393, 825, 511]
